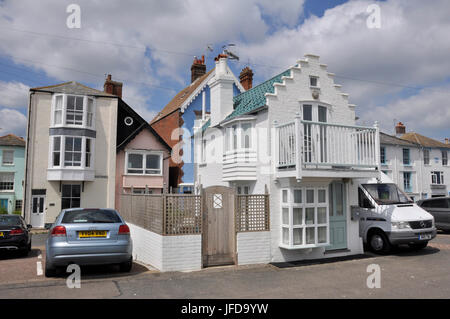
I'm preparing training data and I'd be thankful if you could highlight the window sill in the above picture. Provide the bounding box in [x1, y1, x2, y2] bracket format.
[279, 242, 329, 250]
[124, 173, 163, 177]
[1, 164, 14, 166]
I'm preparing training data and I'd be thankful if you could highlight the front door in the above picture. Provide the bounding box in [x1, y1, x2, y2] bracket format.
[30, 195, 45, 228]
[202, 186, 236, 267]
[0, 199, 8, 212]
[327, 182, 347, 250]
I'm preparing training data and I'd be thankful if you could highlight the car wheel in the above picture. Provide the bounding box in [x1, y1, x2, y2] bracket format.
[45, 261, 56, 277]
[369, 230, 391, 254]
[408, 242, 428, 250]
[119, 258, 132, 272]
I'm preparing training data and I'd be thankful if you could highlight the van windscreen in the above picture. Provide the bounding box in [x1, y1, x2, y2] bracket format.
[362, 183, 412, 205]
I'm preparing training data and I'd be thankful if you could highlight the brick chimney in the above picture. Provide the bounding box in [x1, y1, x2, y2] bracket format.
[103, 74, 123, 98]
[445, 138, 449, 144]
[191, 55, 206, 83]
[239, 67, 253, 91]
[395, 122, 406, 137]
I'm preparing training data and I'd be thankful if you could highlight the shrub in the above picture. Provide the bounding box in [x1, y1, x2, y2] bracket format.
[13, 210, 22, 215]
[0, 207, 8, 215]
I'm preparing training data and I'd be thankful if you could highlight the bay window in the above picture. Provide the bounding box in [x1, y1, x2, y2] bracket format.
[52, 94, 95, 129]
[50, 136, 94, 169]
[281, 187, 329, 248]
[126, 151, 162, 175]
[225, 121, 254, 151]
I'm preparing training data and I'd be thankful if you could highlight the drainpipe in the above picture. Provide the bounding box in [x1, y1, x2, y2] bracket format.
[23, 91, 34, 223]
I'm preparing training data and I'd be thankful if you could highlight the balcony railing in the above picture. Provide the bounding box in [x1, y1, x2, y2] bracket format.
[275, 117, 380, 179]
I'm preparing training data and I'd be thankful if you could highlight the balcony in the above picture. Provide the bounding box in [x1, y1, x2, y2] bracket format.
[275, 118, 380, 180]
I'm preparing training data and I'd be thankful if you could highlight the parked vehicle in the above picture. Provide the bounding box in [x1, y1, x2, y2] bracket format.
[354, 179, 436, 254]
[45, 208, 132, 277]
[417, 197, 450, 231]
[0, 214, 32, 256]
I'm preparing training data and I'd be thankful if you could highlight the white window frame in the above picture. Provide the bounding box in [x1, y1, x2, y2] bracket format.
[431, 171, 444, 185]
[280, 187, 329, 249]
[309, 76, 319, 88]
[61, 183, 81, 209]
[2, 150, 14, 165]
[124, 150, 163, 176]
[0, 172, 14, 192]
[423, 149, 430, 165]
[51, 94, 96, 130]
[300, 102, 331, 123]
[48, 136, 95, 170]
[442, 150, 448, 166]
[224, 121, 255, 152]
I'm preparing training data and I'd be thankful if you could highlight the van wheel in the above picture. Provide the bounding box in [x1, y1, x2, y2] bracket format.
[368, 230, 391, 254]
[408, 242, 428, 250]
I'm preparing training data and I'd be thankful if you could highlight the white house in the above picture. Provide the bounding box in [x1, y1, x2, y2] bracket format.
[380, 123, 450, 201]
[194, 54, 380, 263]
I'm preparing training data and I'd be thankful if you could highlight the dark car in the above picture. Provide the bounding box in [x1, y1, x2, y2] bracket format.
[417, 197, 450, 231]
[0, 214, 32, 255]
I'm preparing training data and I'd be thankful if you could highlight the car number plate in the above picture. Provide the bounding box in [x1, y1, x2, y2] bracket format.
[419, 234, 431, 240]
[79, 230, 107, 238]
[0, 232, 4, 238]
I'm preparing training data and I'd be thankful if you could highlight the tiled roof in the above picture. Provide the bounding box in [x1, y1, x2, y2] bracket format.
[0, 134, 25, 147]
[401, 132, 450, 149]
[224, 68, 292, 121]
[150, 69, 214, 125]
[31, 81, 116, 97]
[380, 132, 418, 146]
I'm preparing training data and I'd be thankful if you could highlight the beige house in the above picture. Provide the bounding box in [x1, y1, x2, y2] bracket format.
[24, 82, 119, 228]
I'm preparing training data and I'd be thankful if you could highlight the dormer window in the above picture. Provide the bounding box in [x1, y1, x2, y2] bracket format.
[310, 76, 319, 88]
[52, 94, 95, 129]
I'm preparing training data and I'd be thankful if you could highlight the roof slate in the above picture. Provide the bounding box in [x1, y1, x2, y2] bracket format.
[401, 132, 450, 149]
[0, 134, 25, 147]
[380, 132, 418, 146]
[31, 81, 116, 97]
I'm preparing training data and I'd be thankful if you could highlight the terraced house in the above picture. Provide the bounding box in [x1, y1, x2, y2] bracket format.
[194, 54, 381, 263]
[0, 134, 25, 214]
[24, 77, 170, 228]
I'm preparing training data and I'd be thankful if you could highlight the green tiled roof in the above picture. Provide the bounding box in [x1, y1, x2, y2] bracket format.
[201, 118, 211, 133]
[202, 68, 292, 131]
[225, 68, 292, 121]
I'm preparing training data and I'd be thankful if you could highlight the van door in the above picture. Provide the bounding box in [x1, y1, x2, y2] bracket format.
[326, 182, 347, 250]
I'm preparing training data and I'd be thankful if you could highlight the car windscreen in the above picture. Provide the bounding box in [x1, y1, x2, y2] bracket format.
[362, 183, 412, 205]
[0, 215, 21, 227]
[61, 209, 122, 224]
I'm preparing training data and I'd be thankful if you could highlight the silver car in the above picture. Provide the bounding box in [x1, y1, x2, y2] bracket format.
[45, 208, 132, 277]
[417, 197, 450, 231]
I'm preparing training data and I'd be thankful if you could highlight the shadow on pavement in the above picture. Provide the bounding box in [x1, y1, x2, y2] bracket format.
[0, 248, 41, 260]
[389, 245, 440, 257]
[51, 262, 150, 280]
[271, 253, 376, 268]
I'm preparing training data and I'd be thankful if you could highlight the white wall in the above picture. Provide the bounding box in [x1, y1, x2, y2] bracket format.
[237, 231, 271, 265]
[128, 223, 202, 272]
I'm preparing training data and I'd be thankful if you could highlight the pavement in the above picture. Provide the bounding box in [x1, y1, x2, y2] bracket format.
[0, 232, 449, 298]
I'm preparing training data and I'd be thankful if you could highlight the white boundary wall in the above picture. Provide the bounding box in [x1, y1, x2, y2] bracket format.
[237, 231, 271, 265]
[129, 223, 202, 272]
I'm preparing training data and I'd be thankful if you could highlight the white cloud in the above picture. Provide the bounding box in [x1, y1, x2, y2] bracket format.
[0, 108, 27, 137]
[359, 85, 450, 139]
[0, 81, 30, 108]
[235, 0, 450, 138]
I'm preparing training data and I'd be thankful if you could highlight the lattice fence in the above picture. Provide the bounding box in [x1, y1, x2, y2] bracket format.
[236, 194, 270, 232]
[164, 195, 202, 235]
[120, 193, 201, 235]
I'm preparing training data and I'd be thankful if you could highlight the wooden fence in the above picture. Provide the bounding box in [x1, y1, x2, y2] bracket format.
[235, 194, 270, 232]
[120, 193, 202, 235]
[120, 193, 269, 235]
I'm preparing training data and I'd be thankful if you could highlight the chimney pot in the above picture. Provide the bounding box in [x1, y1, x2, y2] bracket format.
[103, 74, 123, 98]
[395, 122, 406, 137]
[239, 67, 253, 91]
[445, 138, 449, 144]
[191, 55, 206, 83]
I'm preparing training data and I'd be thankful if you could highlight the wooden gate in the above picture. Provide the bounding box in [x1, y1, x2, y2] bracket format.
[202, 186, 236, 267]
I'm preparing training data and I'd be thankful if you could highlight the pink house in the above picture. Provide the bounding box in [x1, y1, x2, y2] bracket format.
[111, 81, 171, 210]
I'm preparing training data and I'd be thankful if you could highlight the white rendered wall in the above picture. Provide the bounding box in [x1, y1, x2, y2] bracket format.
[237, 231, 271, 265]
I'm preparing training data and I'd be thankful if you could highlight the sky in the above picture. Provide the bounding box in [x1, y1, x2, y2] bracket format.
[0, 0, 449, 141]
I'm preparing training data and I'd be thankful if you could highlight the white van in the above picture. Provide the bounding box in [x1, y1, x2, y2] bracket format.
[353, 174, 437, 254]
